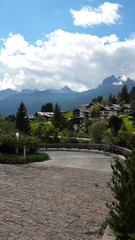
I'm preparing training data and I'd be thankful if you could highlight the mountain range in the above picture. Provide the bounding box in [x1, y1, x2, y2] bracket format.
[0, 75, 135, 116]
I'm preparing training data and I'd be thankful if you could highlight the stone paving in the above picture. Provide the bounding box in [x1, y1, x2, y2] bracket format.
[0, 158, 112, 240]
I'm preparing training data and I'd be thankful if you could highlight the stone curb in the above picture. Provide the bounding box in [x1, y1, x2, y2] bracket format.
[101, 226, 116, 240]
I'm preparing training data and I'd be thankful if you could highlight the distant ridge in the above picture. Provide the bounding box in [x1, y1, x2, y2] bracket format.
[0, 76, 135, 116]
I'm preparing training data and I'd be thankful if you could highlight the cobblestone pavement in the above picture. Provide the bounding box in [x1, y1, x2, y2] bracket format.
[0, 158, 112, 240]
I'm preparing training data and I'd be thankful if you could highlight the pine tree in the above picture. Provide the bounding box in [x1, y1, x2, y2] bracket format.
[108, 93, 113, 103]
[41, 103, 53, 112]
[51, 103, 61, 128]
[130, 86, 135, 103]
[16, 102, 31, 133]
[41, 104, 45, 112]
[107, 151, 135, 239]
[120, 85, 129, 103]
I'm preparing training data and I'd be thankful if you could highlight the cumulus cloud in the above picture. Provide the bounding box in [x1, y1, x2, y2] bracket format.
[1, 32, 29, 56]
[0, 70, 25, 90]
[0, 30, 135, 92]
[70, 2, 122, 27]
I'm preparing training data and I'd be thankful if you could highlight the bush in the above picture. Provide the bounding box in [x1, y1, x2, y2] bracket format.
[107, 151, 135, 239]
[0, 133, 39, 154]
[109, 115, 123, 136]
[18, 135, 39, 153]
[89, 120, 106, 143]
[0, 133, 17, 153]
[0, 152, 49, 164]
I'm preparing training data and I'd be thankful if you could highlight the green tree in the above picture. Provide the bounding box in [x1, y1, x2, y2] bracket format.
[120, 85, 129, 103]
[43, 124, 57, 143]
[131, 100, 135, 112]
[90, 104, 100, 119]
[5, 114, 16, 122]
[107, 151, 135, 239]
[108, 94, 116, 104]
[89, 120, 106, 143]
[41, 103, 53, 112]
[130, 86, 135, 103]
[16, 102, 31, 133]
[37, 114, 44, 122]
[92, 96, 103, 103]
[84, 119, 93, 133]
[109, 115, 123, 136]
[51, 103, 62, 128]
[108, 93, 113, 103]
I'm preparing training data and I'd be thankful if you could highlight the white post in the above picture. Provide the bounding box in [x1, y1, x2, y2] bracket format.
[16, 133, 19, 154]
[24, 145, 26, 160]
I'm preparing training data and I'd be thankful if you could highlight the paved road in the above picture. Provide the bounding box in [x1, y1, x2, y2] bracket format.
[0, 151, 113, 240]
[35, 150, 114, 172]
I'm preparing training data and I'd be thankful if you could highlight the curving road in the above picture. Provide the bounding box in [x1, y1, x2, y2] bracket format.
[34, 150, 114, 172]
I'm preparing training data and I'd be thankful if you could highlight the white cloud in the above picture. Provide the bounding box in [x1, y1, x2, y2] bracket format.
[0, 70, 25, 90]
[0, 30, 135, 92]
[1, 32, 29, 56]
[70, 2, 122, 27]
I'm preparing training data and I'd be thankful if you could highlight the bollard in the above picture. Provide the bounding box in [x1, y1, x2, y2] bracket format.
[24, 145, 26, 160]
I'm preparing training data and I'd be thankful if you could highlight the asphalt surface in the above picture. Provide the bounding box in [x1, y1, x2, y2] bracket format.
[34, 150, 114, 172]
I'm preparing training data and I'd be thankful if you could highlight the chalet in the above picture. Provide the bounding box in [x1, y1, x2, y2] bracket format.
[28, 115, 37, 121]
[73, 108, 80, 118]
[99, 105, 117, 119]
[123, 104, 131, 113]
[34, 112, 54, 122]
[129, 112, 135, 125]
[68, 117, 85, 132]
[81, 103, 94, 110]
[73, 108, 90, 119]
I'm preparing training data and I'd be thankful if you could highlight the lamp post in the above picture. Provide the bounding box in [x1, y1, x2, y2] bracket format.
[16, 132, 19, 154]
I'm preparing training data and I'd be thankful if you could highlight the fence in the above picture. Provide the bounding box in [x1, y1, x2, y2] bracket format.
[39, 143, 131, 156]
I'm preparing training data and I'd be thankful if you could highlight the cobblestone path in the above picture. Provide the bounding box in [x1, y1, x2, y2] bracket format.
[0, 162, 112, 240]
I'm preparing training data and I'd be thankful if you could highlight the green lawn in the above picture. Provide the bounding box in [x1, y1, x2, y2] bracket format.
[30, 121, 46, 130]
[123, 116, 135, 132]
[63, 112, 73, 119]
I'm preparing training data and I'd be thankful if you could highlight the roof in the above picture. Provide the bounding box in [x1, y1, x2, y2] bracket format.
[35, 112, 54, 117]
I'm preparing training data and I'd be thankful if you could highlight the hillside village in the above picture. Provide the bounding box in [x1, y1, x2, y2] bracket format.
[28, 88, 135, 133]
[28, 102, 132, 132]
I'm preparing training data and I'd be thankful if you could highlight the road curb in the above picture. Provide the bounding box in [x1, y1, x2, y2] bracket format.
[102, 226, 116, 240]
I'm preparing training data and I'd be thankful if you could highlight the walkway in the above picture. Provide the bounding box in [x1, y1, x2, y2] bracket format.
[0, 151, 113, 240]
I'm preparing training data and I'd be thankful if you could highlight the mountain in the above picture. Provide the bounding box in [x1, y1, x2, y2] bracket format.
[21, 89, 39, 94]
[0, 76, 135, 116]
[0, 88, 18, 100]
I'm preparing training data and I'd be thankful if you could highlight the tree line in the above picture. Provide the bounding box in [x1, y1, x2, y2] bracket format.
[92, 84, 135, 107]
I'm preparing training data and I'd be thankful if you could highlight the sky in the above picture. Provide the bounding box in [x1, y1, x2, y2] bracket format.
[0, 0, 135, 92]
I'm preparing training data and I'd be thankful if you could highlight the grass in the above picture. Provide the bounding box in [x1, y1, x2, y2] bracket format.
[123, 116, 135, 132]
[63, 112, 73, 119]
[0, 152, 49, 164]
[30, 121, 40, 129]
[30, 121, 46, 130]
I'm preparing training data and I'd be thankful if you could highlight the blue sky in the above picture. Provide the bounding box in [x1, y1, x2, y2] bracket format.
[0, 0, 135, 91]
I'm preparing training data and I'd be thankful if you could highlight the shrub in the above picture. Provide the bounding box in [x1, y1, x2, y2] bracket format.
[0, 133, 39, 154]
[89, 120, 106, 143]
[107, 151, 135, 239]
[18, 135, 39, 153]
[0, 152, 49, 164]
[0, 133, 17, 153]
[108, 115, 123, 136]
